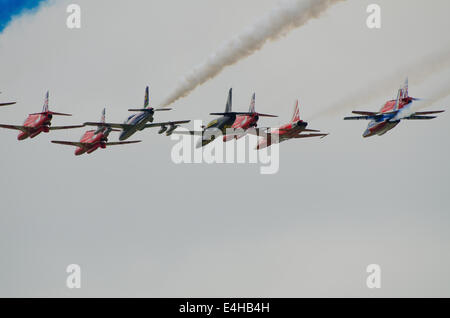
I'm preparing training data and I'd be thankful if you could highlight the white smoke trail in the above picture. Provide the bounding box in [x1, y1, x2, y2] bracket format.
[310, 47, 450, 120]
[160, 0, 345, 107]
[413, 85, 450, 112]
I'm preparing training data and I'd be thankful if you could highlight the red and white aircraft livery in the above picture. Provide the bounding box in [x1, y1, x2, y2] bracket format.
[0, 91, 83, 140]
[249, 100, 328, 150]
[344, 78, 445, 137]
[223, 93, 277, 142]
[52, 108, 141, 156]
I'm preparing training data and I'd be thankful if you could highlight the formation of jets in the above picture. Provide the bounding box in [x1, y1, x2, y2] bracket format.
[0, 78, 445, 156]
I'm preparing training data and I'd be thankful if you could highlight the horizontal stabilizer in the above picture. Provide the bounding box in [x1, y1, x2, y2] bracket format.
[128, 108, 172, 112]
[30, 111, 72, 116]
[210, 112, 255, 116]
[256, 113, 278, 118]
[128, 108, 154, 112]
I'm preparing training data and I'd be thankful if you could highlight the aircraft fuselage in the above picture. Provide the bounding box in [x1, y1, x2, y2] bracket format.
[363, 97, 412, 138]
[74, 129, 109, 156]
[256, 120, 308, 149]
[18, 113, 52, 140]
[223, 114, 259, 142]
[197, 115, 237, 148]
[119, 109, 155, 141]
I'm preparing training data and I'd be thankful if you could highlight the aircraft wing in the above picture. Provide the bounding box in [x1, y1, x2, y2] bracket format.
[106, 141, 141, 146]
[344, 115, 378, 120]
[344, 111, 389, 121]
[292, 133, 329, 139]
[171, 130, 203, 136]
[0, 102, 16, 107]
[84, 122, 134, 130]
[143, 120, 191, 129]
[403, 115, 437, 120]
[51, 141, 88, 147]
[403, 110, 445, 120]
[0, 124, 27, 132]
[49, 124, 85, 130]
[413, 111, 445, 115]
[352, 111, 378, 116]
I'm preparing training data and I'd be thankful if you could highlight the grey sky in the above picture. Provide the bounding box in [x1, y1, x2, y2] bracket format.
[0, 0, 449, 297]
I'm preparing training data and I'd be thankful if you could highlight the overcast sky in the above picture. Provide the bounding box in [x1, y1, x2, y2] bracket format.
[0, 0, 449, 297]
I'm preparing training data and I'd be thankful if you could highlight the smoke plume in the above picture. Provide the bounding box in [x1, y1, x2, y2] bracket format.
[160, 0, 345, 107]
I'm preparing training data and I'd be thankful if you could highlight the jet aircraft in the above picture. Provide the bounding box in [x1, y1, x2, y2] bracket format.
[344, 78, 445, 137]
[0, 91, 83, 140]
[84, 86, 190, 141]
[52, 108, 141, 156]
[248, 100, 328, 149]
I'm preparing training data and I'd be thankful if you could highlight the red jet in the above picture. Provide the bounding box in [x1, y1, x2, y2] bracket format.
[249, 100, 328, 149]
[223, 93, 277, 142]
[0, 91, 83, 140]
[52, 108, 141, 156]
[344, 78, 445, 137]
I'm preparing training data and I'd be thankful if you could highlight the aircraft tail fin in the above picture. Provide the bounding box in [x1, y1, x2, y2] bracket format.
[144, 86, 149, 107]
[42, 91, 49, 112]
[393, 88, 401, 112]
[402, 77, 409, 98]
[225, 88, 232, 113]
[291, 100, 301, 122]
[101, 108, 106, 123]
[248, 93, 256, 113]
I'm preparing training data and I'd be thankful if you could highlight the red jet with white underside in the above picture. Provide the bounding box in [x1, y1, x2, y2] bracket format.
[223, 93, 277, 142]
[0, 91, 83, 140]
[52, 108, 141, 156]
[344, 78, 445, 137]
[249, 100, 328, 150]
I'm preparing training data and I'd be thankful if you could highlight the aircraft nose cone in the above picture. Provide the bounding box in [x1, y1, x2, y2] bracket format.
[363, 130, 370, 138]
